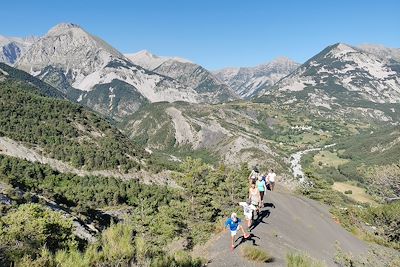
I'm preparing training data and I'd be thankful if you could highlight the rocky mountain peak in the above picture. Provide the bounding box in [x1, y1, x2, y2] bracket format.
[47, 23, 82, 35]
[15, 22, 124, 78]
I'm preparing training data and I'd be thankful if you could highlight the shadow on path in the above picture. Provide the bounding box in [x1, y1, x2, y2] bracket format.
[234, 233, 261, 249]
[250, 208, 271, 231]
[264, 202, 276, 209]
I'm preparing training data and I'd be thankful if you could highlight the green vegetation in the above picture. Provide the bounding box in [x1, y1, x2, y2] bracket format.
[0, 78, 144, 171]
[299, 171, 400, 250]
[0, 154, 248, 265]
[241, 245, 273, 263]
[286, 252, 326, 267]
[15, 222, 205, 267]
[334, 243, 400, 267]
[0, 204, 75, 263]
[0, 63, 66, 99]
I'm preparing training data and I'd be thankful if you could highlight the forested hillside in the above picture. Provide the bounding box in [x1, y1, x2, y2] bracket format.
[0, 74, 145, 171]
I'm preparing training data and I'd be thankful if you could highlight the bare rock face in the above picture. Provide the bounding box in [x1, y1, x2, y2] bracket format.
[16, 23, 123, 79]
[266, 43, 400, 104]
[14, 23, 204, 119]
[0, 35, 37, 65]
[126, 50, 238, 103]
[358, 44, 400, 63]
[213, 57, 300, 98]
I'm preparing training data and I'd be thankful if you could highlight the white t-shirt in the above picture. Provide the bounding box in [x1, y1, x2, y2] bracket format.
[239, 202, 257, 216]
[268, 172, 276, 182]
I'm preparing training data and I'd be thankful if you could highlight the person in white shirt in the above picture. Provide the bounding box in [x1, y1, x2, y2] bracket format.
[239, 200, 257, 229]
[267, 169, 276, 191]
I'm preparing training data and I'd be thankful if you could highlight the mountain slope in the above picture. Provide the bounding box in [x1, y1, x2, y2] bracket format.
[126, 50, 238, 103]
[214, 57, 300, 98]
[0, 65, 145, 171]
[14, 23, 201, 119]
[0, 62, 66, 99]
[0, 35, 37, 65]
[265, 43, 400, 105]
[125, 50, 192, 70]
[358, 44, 400, 62]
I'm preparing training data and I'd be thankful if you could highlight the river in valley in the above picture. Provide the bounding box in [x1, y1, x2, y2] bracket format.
[290, 144, 336, 182]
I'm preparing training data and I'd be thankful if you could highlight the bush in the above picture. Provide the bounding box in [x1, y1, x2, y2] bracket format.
[0, 204, 74, 262]
[286, 252, 326, 267]
[241, 245, 273, 263]
[150, 250, 204, 267]
[99, 223, 135, 264]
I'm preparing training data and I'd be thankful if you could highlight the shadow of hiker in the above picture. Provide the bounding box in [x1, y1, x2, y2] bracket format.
[250, 209, 271, 231]
[234, 233, 260, 249]
[264, 202, 275, 209]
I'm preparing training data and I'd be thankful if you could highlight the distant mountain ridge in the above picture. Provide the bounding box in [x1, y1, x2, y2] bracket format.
[213, 57, 300, 98]
[13, 23, 203, 119]
[265, 43, 400, 106]
[2, 22, 399, 121]
[125, 50, 192, 70]
[126, 50, 238, 103]
[358, 44, 400, 62]
[0, 35, 38, 65]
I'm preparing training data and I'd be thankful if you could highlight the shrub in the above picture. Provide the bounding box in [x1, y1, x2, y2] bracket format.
[150, 250, 204, 267]
[99, 223, 135, 264]
[0, 204, 74, 262]
[286, 252, 326, 267]
[241, 245, 273, 263]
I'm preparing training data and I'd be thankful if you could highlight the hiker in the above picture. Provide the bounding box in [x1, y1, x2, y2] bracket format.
[267, 169, 276, 191]
[239, 200, 257, 229]
[225, 212, 250, 251]
[256, 174, 267, 207]
[248, 165, 259, 183]
[249, 181, 261, 214]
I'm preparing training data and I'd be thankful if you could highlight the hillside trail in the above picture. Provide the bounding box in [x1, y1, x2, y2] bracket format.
[0, 136, 179, 187]
[202, 185, 369, 266]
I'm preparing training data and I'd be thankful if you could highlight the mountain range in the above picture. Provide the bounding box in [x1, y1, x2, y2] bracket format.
[0, 23, 399, 124]
[213, 57, 300, 98]
[265, 43, 400, 106]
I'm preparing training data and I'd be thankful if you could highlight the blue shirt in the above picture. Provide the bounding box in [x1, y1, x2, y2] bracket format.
[225, 218, 241, 231]
[257, 180, 266, 192]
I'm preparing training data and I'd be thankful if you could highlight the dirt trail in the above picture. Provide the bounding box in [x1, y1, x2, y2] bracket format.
[206, 186, 369, 266]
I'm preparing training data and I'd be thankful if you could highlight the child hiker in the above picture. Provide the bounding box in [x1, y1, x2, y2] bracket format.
[225, 212, 250, 251]
[239, 200, 257, 229]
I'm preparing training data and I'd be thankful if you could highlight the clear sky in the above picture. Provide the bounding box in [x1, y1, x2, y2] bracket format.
[1, 0, 399, 70]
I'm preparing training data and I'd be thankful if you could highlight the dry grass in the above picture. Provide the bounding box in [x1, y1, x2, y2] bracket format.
[286, 252, 326, 267]
[332, 182, 377, 205]
[313, 150, 349, 168]
[241, 245, 273, 263]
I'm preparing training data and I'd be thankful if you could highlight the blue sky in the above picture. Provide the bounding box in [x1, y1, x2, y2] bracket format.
[1, 0, 399, 69]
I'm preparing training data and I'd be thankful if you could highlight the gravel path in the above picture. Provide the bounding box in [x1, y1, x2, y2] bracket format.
[207, 186, 368, 266]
